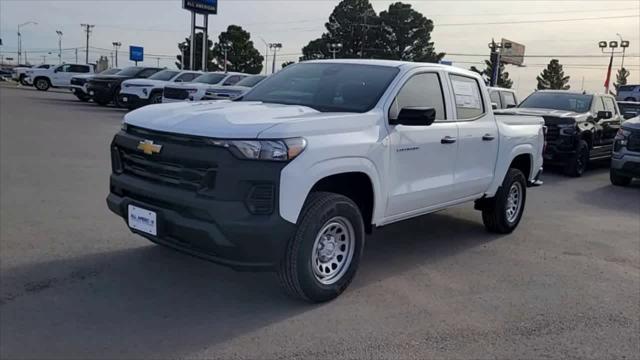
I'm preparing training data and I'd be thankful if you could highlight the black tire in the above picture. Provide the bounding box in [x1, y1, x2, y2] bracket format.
[610, 168, 632, 186]
[565, 140, 589, 177]
[94, 98, 110, 106]
[19, 75, 30, 86]
[34, 78, 50, 91]
[481, 168, 527, 234]
[114, 87, 125, 108]
[75, 93, 90, 102]
[278, 192, 365, 303]
[149, 92, 163, 105]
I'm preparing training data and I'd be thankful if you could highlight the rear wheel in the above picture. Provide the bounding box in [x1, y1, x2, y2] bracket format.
[565, 140, 589, 177]
[481, 168, 527, 234]
[278, 192, 365, 303]
[34, 78, 50, 91]
[610, 169, 632, 186]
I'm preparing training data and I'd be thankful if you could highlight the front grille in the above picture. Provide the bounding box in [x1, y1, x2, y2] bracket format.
[545, 125, 559, 141]
[88, 80, 113, 89]
[627, 132, 640, 152]
[71, 78, 86, 86]
[118, 148, 216, 192]
[164, 87, 190, 100]
[246, 184, 275, 215]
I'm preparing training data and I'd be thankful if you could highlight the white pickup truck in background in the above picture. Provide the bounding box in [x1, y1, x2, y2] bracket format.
[26, 63, 94, 91]
[107, 60, 544, 302]
[162, 72, 249, 102]
[118, 69, 203, 109]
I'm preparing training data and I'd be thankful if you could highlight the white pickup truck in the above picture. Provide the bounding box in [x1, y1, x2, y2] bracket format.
[107, 60, 544, 302]
[118, 69, 202, 109]
[26, 63, 94, 91]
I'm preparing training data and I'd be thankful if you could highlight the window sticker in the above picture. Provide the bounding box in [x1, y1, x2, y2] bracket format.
[452, 79, 481, 109]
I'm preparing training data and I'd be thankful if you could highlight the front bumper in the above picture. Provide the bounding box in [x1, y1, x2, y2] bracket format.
[118, 93, 149, 109]
[88, 84, 118, 101]
[611, 151, 640, 178]
[107, 128, 296, 271]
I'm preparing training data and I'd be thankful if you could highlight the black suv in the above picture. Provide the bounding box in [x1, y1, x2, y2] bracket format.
[498, 91, 622, 176]
[87, 67, 162, 107]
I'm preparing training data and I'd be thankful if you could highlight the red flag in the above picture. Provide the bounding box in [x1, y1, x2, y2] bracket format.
[604, 52, 614, 92]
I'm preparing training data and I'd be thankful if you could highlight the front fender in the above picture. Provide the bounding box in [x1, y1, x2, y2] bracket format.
[279, 157, 383, 224]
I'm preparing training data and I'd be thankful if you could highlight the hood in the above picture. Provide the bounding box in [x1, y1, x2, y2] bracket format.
[498, 107, 591, 125]
[622, 116, 640, 130]
[124, 101, 322, 139]
[123, 78, 167, 87]
[206, 85, 250, 94]
[91, 75, 129, 82]
[165, 82, 212, 90]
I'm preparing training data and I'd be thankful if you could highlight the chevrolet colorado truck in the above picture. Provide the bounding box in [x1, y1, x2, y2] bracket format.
[162, 72, 249, 103]
[499, 90, 622, 177]
[26, 63, 93, 91]
[118, 69, 202, 109]
[13, 64, 53, 85]
[70, 68, 121, 102]
[107, 60, 544, 302]
[610, 116, 640, 186]
[87, 66, 162, 107]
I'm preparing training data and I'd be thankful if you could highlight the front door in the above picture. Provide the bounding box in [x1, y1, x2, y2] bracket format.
[50, 65, 69, 86]
[386, 71, 459, 217]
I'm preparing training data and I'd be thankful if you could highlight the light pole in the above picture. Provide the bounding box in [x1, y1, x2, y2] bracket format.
[327, 43, 343, 59]
[269, 43, 282, 75]
[56, 30, 63, 64]
[599, 40, 628, 93]
[616, 33, 630, 69]
[259, 37, 269, 75]
[112, 41, 121, 68]
[17, 21, 37, 64]
[220, 42, 232, 73]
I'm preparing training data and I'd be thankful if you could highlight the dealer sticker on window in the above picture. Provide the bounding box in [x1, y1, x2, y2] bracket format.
[128, 205, 157, 236]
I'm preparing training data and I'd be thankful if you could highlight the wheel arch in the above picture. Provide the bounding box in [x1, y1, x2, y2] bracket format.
[486, 145, 537, 196]
[279, 157, 382, 228]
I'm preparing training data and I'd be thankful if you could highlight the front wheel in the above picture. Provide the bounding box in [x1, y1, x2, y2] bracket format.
[75, 93, 90, 102]
[34, 78, 50, 91]
[278, 192, 365, 303]
[19, 75, 30, 86]
[610, 169, 632, 186]
[565, 140, 589, 177]
[481, 168, 527, 234]
[114, 88, 125, 108]
[149, 92, 163, 105]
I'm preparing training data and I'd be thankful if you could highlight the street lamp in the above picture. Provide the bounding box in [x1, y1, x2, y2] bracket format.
[112, 42, 121, 68]
[259, 37, 269, 75]
[269, 43, 282, 75]
[220, 41, 232, 73]
[56, 31, 63, 64]
[17, 21, 38, 64]
[616, 33, 630, 69]
[327, 43, 343, 59]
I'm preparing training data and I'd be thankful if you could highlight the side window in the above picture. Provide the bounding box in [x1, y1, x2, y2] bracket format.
[58, 64, 71, 72]
[176, 73, 197, 82]
[223, 75, 242, 86]
[501, 91, 517, 108]
[602, 97, 617, 114]
[69, 65, 90, 73]
[450, 74, 485, 120]
[389, 72, 446, 121]
[593, 97, 606, 113]
[137, 69, 159, 78]
[489, 91, 502, 108]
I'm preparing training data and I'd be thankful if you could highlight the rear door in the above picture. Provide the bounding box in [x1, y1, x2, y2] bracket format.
[450, 74, 499, 198]
[386, 71, 459, 216]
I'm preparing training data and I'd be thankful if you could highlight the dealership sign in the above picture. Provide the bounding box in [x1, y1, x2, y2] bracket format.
[129, 46, 144, 62]
[183, 0, 218, 14]
[500, 39, 525, 66]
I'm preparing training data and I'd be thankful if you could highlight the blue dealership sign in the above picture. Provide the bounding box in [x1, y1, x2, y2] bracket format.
[129, 46, 144, 62]
[183, 0, 218, 14]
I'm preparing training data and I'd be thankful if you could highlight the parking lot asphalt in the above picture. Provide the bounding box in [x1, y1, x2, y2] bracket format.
[1, 83, 639, 360]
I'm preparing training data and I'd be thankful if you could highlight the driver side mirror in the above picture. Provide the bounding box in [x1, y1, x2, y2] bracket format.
[491, 102, 498, 110]
[597, 111, 613, 120]
[390, 107, 436, 126]
[174, 79, 184, 83]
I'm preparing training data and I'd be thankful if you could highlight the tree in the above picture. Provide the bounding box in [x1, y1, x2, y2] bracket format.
[302, 0, 380, 60]
[175, 32, 217, 71]
[378, 2, 444, 62]
[470, 60, 513, 88]
[211, 25, 264, 74]
[536, 59, 570, 90]
[615, 67, 630, 94]
[282, 61, 295, 68]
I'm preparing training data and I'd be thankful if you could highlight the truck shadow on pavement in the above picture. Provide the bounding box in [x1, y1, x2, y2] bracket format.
[0, 211, 499, 358]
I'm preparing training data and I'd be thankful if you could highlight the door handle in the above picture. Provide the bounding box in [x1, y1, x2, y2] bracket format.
[482, 134, 495, 141]
[441, 136, 457, 144]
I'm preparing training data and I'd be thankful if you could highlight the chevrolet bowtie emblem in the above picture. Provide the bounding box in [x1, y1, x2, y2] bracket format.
[137, 140, 162, 155]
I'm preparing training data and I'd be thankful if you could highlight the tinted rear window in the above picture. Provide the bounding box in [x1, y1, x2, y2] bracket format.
[241, 63, 399, 112]
[194, 73, 226, 84]
[149, 70, 179, 81]
[519, 92, 592, 113]
[117, 67, 144, 77]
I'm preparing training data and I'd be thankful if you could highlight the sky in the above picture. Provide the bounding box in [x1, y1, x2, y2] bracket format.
[1, 0, 639, 98]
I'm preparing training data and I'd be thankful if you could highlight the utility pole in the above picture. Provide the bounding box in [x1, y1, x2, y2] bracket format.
[616, 33, 630, 69]
[112, 41, 121, 68]
[220, 42, 231, 72]
[259, 37, 269, 75]
[488, 39, 510, 87]
[81, 24, 94, 64]
[156, 57, 161, 67]
[56, 30, 63, 64]
[327, 43, 343, 59]
[75, 48, 78, 63]
[269, 43, 282, 74]
[17, 21, 37, 64]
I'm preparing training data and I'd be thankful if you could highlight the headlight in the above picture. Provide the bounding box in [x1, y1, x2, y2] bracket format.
[208, 138, 306, 161]
[614, 128, 631, 152]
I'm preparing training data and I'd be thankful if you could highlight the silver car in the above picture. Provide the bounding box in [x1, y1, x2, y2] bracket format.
[611, 115, 640, 186]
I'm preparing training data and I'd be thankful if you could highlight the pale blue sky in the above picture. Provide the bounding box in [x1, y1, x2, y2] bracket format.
[1, 0, 638, 97]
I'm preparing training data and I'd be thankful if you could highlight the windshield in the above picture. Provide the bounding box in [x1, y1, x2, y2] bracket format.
[519, 92, 593, 113]
[149, 70, 179, 81]
[116, 67, 143, 77]
[241, 63, 399, 112]
[100, 68, 121, 75]
[619, 103, 640, 119]
[194, 73, 226, 84]
[235, 75, 266, 87]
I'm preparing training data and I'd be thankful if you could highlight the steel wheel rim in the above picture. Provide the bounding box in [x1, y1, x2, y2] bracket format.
[36, 80, 47, 90]
[505, 182, 523, 223]
[311, 216, 355, 285]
